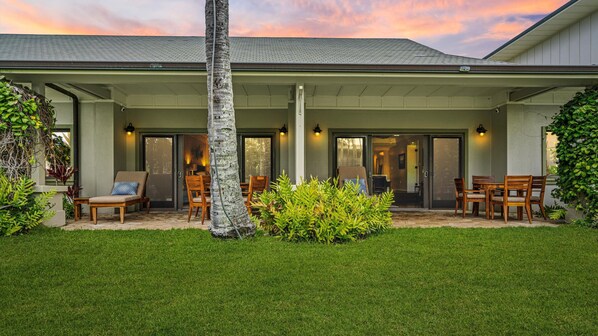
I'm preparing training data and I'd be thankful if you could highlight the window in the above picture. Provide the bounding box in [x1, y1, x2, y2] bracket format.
[543, 129, 558, 177]
[242, 136, 273, 182]
[336, 137, 364, 168]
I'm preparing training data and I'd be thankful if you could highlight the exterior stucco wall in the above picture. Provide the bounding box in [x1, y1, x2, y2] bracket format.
[79, 102, 121, 215]
[505, 103, 560, 205]
[491, 105, 508, 179]
[303, 109, 493, 182]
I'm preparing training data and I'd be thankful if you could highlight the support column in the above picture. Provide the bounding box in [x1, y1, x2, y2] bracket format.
[294, 83, 305, 183]
[30, 82, 47, 186]
[31, 82, 67, 226]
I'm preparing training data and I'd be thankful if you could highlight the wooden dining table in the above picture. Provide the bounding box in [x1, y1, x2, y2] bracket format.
[475, 181, 504, 219]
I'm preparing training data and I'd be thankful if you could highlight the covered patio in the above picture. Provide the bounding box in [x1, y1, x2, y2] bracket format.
[62, 210, 558, 231]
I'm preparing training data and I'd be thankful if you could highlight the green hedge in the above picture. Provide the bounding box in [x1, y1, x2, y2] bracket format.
[252, 174, 393, 243]
[549, 86, 598, 228]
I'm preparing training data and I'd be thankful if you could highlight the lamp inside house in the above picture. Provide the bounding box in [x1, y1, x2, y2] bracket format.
[124, 122, 135, 135]
[476, 124, 487, 136]
[313, 124, 322, 136]
[279, 124, 287, 135]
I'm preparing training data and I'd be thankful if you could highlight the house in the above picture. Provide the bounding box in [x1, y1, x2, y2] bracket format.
[0, 0, 597, 224]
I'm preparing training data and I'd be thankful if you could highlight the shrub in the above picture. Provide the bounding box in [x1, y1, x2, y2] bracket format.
[549, 86, 598, 228]
[252, 174, 393, 243]
[0, 173, 54, 236]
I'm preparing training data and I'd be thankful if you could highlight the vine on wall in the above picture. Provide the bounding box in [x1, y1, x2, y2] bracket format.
[0, 76, 56, 180]
[549, 86, 598, 227]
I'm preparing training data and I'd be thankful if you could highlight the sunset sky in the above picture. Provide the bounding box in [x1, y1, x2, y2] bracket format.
[0, 0, 570, 58]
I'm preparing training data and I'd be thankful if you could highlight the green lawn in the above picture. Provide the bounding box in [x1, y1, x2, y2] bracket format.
[1, 226, 597, 335]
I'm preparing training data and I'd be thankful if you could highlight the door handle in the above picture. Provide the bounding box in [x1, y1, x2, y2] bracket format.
[177, 171, 183, 179]
[424, 170, 429, 178]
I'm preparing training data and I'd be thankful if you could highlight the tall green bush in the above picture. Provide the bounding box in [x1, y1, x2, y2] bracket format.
[549, 86, 598, 228]
[252, 174, 394, 243]
[0, 172, 54, 236]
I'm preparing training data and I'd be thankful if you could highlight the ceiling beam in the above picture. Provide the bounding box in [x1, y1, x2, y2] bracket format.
[67, 83, 112, 100]
[509, 87, 556, 101]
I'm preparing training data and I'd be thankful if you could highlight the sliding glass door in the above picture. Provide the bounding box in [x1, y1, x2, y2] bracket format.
[333, 132, 463, 209]
[143, 135, 175, 208]
[430, 136, 462, 208]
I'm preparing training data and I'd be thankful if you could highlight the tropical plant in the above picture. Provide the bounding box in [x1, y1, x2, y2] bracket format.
[0, 172, 54, 236]
[252, 174, 393, 244]
[205, 0, 255, 238]
[549, 86, 598, 228]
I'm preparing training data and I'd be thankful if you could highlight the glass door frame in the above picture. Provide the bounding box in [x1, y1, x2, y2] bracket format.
[330, 130, 465, 209]
[429, 135, 464, 208]
[141, 134, 176, 209]
[238, 133, 276, 183]
[331, 134, 369, 188]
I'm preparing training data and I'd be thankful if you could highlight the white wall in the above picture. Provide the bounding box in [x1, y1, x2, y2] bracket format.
[511, 10, 598, 65]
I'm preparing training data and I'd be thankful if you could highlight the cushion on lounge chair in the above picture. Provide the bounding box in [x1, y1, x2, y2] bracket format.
[344, 178, 368, 194]
[111, 182, 139, 195]
[89, 195, 141, 203]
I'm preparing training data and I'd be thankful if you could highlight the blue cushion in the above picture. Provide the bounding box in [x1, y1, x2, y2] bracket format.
[111, 182, 139, 195]
[344, 178, 368, 194]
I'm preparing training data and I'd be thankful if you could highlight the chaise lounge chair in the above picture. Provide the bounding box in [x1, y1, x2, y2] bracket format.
[89, 171, 151, 224]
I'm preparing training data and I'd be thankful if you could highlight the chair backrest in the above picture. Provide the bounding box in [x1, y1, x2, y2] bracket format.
[247, 175, 269, 203]
[504, 175, 532, 201]
[337, 166, 368, 193]
[531, 175, 547, 200]
[199, 175, 211, 203]
[472, 175, 494, 189]
[114, 171, 149, 197]
[185, 175, 202, 204]
[454, 178, 464, 197]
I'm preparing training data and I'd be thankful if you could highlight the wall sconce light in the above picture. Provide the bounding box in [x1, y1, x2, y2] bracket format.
[279, 124, 287, 135]
[313, 124, 322, 136]
[476, 124, 487, 136]
[124, 122, 135, 135]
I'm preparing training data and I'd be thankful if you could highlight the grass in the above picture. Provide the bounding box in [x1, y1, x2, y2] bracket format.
[1, 226, 597, 335]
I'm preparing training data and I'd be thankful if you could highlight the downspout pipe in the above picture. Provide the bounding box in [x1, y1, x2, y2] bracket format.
[45, 83, 80, 189]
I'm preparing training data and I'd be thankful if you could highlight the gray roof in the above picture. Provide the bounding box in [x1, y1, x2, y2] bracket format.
[0, 34, 509, 67]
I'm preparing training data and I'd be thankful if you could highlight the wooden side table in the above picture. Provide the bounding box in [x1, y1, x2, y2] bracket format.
[73, 197, 90, 221]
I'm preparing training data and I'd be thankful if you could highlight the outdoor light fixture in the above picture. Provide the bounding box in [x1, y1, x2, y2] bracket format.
[125, 122, 135, 135]
[476, 124, 487, 136]
[313, 124, 322, 136]
[279, 124, 287, 135]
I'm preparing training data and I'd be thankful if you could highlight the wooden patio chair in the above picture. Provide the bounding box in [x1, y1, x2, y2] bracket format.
[185, 175, 204, 222]
[245, 175, 269, 214]
[454, 178, 486, 217]
[490, 175, 533, 224]
[89, 171, 150, 224]
[337, 166, 368, 194]
[531, 175, 548, 219]
[198, 175, 211, 225]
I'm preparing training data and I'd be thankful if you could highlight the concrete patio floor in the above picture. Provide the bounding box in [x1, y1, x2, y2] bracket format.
[62, 209, 559, 231]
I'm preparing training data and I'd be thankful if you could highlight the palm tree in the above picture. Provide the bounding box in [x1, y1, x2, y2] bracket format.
[205, 0, 255, 238]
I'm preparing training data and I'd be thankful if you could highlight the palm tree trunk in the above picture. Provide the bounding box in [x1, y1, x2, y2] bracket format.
[205, 0, 255, 238]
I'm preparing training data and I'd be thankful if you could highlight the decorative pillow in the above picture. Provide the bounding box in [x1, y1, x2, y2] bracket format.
[344, 178, 368, 194]
[111, 182, 139, 196]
